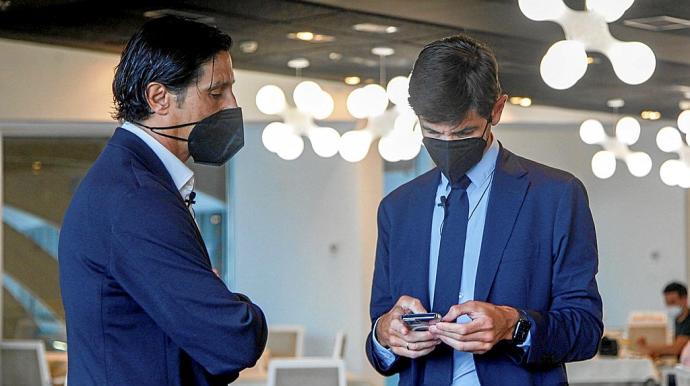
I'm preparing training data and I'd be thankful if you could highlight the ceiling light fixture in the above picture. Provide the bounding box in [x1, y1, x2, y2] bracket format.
[518, 0, 656, 88]
[257, 82, 338, 160]
[656, 122, 690, 188]
[295, 31, 314, 41]
[328, 52, 343, 61]
[352, 23, 399, 34]
[238, 40, 259, 54]
[344, 76, 361, 86]
[580, 117, 651, 179]
[640, 110, 661, 120]
[606, 98, 625, 109]
[287, 32, 335, 43]
[509, 96, 532, 107]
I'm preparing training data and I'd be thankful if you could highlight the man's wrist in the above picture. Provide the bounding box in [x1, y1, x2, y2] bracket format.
[375, 317, 390, 348]
[500, 306, 521, 341]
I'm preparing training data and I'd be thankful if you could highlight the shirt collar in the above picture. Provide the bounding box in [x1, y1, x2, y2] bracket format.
[121, 121, 194, 193]
[439, 135, 499, 190]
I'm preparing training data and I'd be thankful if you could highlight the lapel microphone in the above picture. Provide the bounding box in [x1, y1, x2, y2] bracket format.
[185, 191, 196, 208]
[438, 195, 448, 208]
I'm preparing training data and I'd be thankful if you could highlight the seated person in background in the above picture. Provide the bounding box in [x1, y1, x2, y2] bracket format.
[680, 340, 690, 367]
[638, 282, 690, 358]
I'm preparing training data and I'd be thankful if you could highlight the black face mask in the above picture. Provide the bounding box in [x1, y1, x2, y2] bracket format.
[422, 121, 490, 185]
[135, 107, 244, 166]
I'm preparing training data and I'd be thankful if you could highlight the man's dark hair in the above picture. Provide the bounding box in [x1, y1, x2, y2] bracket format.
[408, 34, 501, 126]
[664, 282, 688, 298]
[112, 16, 232, 122]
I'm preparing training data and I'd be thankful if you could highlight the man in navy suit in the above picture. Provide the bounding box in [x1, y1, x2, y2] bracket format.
[366, 34, 603, 385]
[59, 16, 267, 386]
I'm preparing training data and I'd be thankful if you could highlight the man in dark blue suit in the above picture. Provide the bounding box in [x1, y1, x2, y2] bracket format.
[59, 16, 267, 386]
[366, 35, 603, 385]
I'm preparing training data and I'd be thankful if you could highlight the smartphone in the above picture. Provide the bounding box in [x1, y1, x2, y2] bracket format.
[401, 313, 441, 331]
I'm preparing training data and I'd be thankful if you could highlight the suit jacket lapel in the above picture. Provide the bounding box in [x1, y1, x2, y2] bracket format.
[109, 128, 181, 198]
[401, 169, 440, 311]
[474, 145, 529, 302]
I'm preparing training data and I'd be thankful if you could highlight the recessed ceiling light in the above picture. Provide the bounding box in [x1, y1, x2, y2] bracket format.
[287, 32, 335, 43]
[509, 96, 532, 107]
[606, 98, 625, 108]
[344, 76, 361, 85]
[296, 31, 314, 41]
[353, 23, 399, 34]
[329, 52, 343, 61]
[641, 110, 661, 120]
[239, 40, 258, 54]
[371, 47, 395, 56]
[287, 58, 310, 69]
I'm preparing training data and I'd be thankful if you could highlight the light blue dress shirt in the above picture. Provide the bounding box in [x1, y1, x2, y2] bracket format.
[372, 137, 530, 385]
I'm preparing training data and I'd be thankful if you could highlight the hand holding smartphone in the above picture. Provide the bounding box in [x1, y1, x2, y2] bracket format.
[402, 313, 442, 331]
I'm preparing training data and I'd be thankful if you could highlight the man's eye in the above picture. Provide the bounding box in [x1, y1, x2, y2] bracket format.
[210, 93, 223, 99]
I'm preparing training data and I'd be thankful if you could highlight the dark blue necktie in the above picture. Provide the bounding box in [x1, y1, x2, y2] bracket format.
[424, 175, 471, 386]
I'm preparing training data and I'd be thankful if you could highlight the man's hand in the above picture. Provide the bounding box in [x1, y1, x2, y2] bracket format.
[428, 301, 519, 354]
[376, 295, 441, 359]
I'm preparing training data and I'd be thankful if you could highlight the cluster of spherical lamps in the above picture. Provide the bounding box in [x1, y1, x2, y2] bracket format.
[579, 116, 652, 179]
[256, 75, 421, 163]
[256, 81, 339, 160]
[342, 75, 422, 162]
[518, 0, 656, 89]
[655, 111, 690, 188]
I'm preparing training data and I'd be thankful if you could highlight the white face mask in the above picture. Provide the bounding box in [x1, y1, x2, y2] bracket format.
[668, 306, 684, 319]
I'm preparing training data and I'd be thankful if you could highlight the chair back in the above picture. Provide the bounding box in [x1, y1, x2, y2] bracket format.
[1, 340, 51, 386]
[268, 358, 346, 386]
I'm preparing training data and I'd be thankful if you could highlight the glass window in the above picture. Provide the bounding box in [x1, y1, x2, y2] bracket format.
[2, 136, 229, 352]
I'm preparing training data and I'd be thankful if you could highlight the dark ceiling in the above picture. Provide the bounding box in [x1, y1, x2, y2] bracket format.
[2, 0, 690, 120]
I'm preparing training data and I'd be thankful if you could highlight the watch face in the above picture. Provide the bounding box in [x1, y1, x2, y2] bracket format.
[514, 318, 531, 344]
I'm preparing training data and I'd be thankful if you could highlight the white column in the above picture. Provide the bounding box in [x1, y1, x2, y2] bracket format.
[356, 148, 385, 386]
[0, 133, 4, 339]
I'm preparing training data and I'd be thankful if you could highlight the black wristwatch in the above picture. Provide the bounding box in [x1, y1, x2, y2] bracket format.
[511, 309, 531, 345]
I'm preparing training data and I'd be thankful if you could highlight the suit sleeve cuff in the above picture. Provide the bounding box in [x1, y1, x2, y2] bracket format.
[372, 318, 397, 366]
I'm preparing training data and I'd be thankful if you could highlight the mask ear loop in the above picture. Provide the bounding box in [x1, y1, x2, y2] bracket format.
[132, 121, 201, 142]
[480, 118, 492, 141]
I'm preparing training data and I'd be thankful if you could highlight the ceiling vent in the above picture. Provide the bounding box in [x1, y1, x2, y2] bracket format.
[623, 16, 690, 31]
[143, 9, 215, 24]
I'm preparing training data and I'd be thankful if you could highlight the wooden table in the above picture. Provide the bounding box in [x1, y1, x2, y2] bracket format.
[45, 351, 68, 386]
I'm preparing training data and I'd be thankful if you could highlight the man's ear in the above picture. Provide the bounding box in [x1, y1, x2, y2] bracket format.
[490, 94, 508, 125]
[145, 82, 171, 116]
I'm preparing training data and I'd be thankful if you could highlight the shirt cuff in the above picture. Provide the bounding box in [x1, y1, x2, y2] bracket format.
[372, 317, 397, 365]
[517, 331, 532, 351]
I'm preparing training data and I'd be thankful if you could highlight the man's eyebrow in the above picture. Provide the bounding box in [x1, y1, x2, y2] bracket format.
[451, 125, 479, 134]
[208, 80, 231, 90]
[420, 123, 440, 132]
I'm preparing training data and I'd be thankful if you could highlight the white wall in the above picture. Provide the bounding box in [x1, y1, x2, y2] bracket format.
[231, 122, 382, 382]
[0, 38, 355, 123]
[495, 122, 687, 328]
